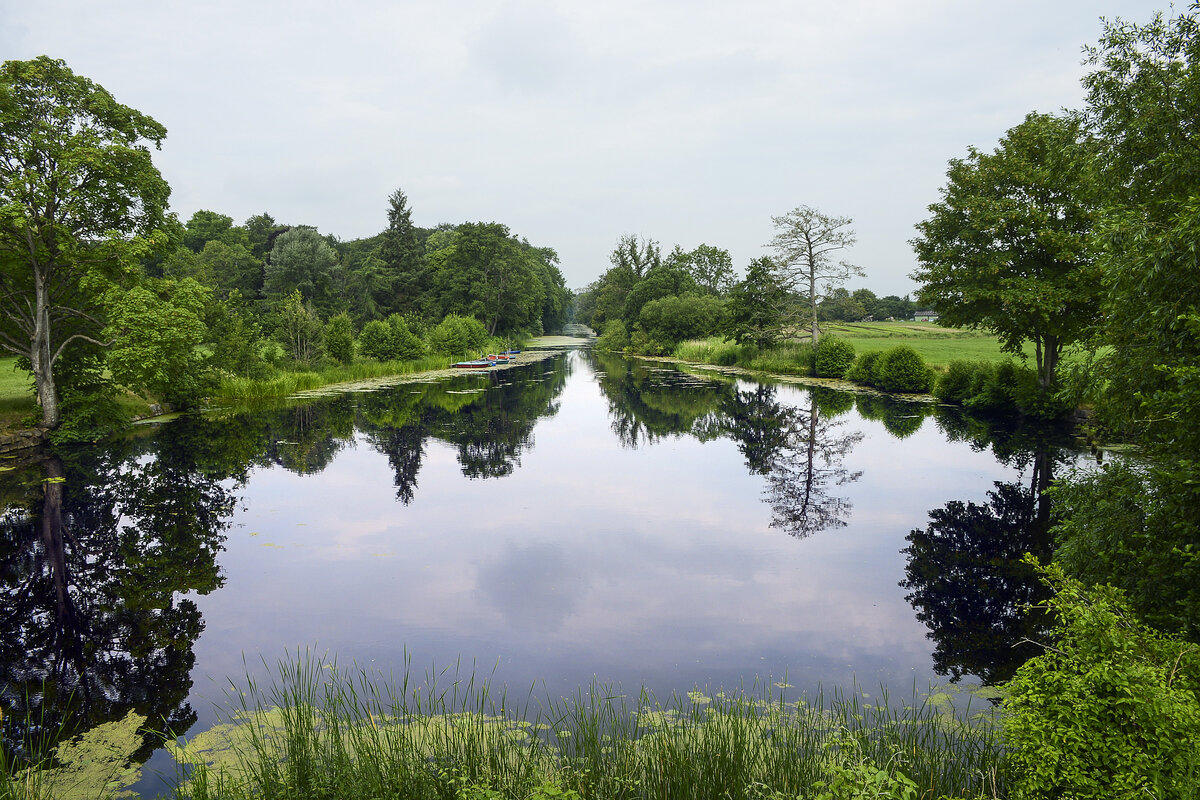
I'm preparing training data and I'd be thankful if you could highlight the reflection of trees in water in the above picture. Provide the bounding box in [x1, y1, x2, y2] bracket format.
[721, 384, 863, 539]
[589, 352, 864, 539]
[591, 353, 727, 448]
[358, 354, 573, 496]
[901, 449, 1057, 686]
[855, 394, 931, 439]
[0, 419, 244, 765]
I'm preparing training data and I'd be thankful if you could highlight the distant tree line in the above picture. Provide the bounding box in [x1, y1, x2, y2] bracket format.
[0, 56, 570, 440]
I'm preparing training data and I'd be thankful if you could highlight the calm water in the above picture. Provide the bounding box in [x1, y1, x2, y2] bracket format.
[0, 346, 1074, 795]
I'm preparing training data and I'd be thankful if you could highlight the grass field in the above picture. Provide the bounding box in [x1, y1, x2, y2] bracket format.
[822, 321, 1025, 367]
[0, 357, 36, 430]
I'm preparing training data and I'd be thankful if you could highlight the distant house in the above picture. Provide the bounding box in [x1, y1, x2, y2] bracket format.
[914, 309, 939, 323]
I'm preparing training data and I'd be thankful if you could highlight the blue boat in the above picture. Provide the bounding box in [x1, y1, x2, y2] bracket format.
[451, 359, 494, 369]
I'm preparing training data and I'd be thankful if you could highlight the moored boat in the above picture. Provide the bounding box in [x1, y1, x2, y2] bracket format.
[451, 359, 494, 369]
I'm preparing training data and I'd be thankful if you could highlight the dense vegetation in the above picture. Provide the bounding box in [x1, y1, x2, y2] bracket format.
[0, 70, 569, 441]
[4, 3, 1200, 797]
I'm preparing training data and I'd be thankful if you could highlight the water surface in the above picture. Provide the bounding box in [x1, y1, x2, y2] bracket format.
[0, 347, 1074, 795]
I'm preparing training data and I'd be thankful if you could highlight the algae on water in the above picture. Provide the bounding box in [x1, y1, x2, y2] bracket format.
[16, 710, 147, 800]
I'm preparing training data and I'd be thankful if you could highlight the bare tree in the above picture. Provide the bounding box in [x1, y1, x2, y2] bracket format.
[767, 206, 863, 343]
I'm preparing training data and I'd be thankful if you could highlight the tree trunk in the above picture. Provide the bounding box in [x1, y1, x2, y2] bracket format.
[31, 275, 60, 428]
[809, 273, 820, 344]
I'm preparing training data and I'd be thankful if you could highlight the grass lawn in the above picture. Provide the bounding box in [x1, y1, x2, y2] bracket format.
[0, 357, 36, 430]
[824, 321, 1027, 368]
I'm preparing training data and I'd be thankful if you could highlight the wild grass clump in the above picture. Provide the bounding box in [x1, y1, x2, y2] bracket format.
[748, 342, 815, 376]
[164, 654, 1006, 800]
[674, 338, 757, 367]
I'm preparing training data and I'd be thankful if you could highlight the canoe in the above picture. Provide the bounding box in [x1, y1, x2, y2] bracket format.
[451, 360, 494, 369]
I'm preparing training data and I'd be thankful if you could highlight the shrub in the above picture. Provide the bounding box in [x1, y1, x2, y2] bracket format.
[814, 336, 856, 378]
[934, 360, 987, 404]
[874, 346, 933, 393]
[357, 319, 393, 361]
[845, 351, 884, 386]
[597, 320, 629, 352]
[428, 314, 488, 356]
[1004, 560, 1200, 799]
[386, 314, 426, 360]
[323, 313, 354, 364]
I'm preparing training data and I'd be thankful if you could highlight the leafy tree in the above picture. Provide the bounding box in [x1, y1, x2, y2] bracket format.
[911, 112, 1100, 392]
[104, 278, 212, 407]
[427, 222, 544, 336]
[205, 290, 267, 378]
[243, 212, 284, 260]
[817, 287, 867, 322]
[276, 289, 322, 364]
[181, 209, 244, 253]
[264, 226, 339, 310]
[323, 312, 354, 364]
[767, 205, 863, 344]
[622, 263, 696, 326]
[608, 234, 661, 280]
[665, 243, 735, 295]
[0, 56, 170, 428]
[721, 256, 787, 349]
[427, 313, 488, 356]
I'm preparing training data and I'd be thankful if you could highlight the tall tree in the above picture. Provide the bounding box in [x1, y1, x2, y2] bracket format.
[609, 234, 662, 280]
[378, 188, 425, 316]
[0, 57, 170, 428]
[767, 205, 862, 344]
[911, 112, 1100, 392]
[263, 226, 339, 311]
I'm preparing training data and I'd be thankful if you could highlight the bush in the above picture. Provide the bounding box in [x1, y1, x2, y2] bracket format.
[874, 346, 933, 393]
[357, 319, 393, 361]
[1004, 560, 1200, 799]
[597, 320, 629, 352]
[428, 314, 488, 356]
[814, 336, 856, 378]
[323, 313, 354, 364]
[845, 351, 883, 385]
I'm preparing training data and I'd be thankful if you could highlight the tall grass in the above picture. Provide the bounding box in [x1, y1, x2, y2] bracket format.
[162, 654, 1005, 800]
[214, 356, 451, 401]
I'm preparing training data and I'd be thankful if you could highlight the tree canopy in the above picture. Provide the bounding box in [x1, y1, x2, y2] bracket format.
[767, 205, 861, 344]
[911, 112, 1100, 391]
[0, 55, 171, 427]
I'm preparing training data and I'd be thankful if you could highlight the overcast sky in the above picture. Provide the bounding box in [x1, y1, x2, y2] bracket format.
[1, 0, 1170, 295]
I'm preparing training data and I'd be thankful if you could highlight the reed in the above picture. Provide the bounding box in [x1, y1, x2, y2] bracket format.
[163, 654, 1006, 800]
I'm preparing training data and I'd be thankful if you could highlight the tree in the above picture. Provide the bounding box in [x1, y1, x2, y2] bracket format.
[721, 256, 787, 349]
[609, 234, 662, 279]
[264, 226, 339, 310]
[767, 205, 862, 344]
[378, 188, 425, 316]
[911, 112, 1100, 392]
[104, 278, 212, 407]
[0, 56, 170, 428]
[276, 289, 322, 363]
[665, 243, 735, 295]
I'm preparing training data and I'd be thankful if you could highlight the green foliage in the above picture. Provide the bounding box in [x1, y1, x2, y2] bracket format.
[275, 289, 323, 364]
[205, 290, 269, 379]
[1053, 461, 1200, 641]
[596, 319, 629, 352]
[0, 55, 171, 428]
[427, 313, 488, 356]
[636, 293, 723, 349]
[911, 112, 1100, 392]
[814, 335, 856, 378]
[722, 256, 788, 350]
[748, 342, 815, 376]
[323, 313, 354, 364]
[358, 315, 425, 362]
[873, 346, 933, 394]
[104, 278, 213, 407]
[356, 319, 392, 361]
[45, 345, 129, 444]
[845, 351, 883, 385]
[264, 227, 339, 311]
[1003, 560, 1200, 799]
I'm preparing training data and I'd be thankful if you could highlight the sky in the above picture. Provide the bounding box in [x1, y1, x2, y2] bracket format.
[0, 0, 1171, 295]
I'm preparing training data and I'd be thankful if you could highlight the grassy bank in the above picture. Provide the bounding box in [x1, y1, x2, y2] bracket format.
[822, 322, 1021, 367]
[2, 658, 1006, 800]
[213, 355, 453, 402]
